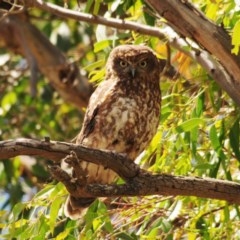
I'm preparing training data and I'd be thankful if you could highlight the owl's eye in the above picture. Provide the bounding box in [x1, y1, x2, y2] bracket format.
[139, 60, 147, 68]
[119, 60, 128, 67]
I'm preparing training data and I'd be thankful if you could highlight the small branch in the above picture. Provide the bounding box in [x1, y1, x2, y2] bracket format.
[30, 0, 166, 40]
[1, 138, 240, 204]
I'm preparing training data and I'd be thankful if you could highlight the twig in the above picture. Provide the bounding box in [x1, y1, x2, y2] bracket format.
[30, 0, 166, 40]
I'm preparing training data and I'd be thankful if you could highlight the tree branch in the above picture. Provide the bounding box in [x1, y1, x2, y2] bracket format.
[30, 0, 166, 39]
[1, 138, 240, 204]
[0, 138, 139, 179]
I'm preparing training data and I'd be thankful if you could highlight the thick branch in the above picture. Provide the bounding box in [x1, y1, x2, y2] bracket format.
[1, 138, 240, 204]
[87, 174, 240, 204]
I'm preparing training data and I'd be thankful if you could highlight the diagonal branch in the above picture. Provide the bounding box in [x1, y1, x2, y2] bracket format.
[1, 138, 240, 204]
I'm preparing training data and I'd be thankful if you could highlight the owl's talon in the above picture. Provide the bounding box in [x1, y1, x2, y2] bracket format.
[63, 152, 87, 186]
[48, 164, 77, 192]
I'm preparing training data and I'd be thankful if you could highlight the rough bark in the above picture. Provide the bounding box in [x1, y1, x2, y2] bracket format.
[1, 138, 240, 204]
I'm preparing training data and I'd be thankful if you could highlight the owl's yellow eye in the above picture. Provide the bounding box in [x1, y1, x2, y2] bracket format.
[119, 60, 128, 67]
[139, 60, 147, 68]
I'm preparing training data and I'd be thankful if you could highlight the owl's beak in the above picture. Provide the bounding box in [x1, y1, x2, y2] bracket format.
[130, 68, 136, 78]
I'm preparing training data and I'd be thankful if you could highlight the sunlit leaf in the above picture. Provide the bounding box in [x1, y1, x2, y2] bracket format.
[33, 184, 56, 199]
[206, 3, 218, 20]
[84, 0, 94, 13]
[10, 202, 28, 221]
[231, 19, 240, 55]
[89, 69, 105, 83]
[116, 232, 136, 240]
[94, 40, 111, 53]
[49, 197, 63, 233]
[1, 92, 17, 112]
[209, 124, 221, 150]
[176, 118, 204, 133]
[229, 119, 240, 161]
[84, 59, 105, 72]
[93, 0, 101, 15]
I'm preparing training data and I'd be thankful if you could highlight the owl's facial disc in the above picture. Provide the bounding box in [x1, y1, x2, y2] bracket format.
[117, 58, 149, 78]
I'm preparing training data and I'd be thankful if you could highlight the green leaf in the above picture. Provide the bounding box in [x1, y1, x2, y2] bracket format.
[176, 118, 204, 133]
[84, 0, 94, 13]
[195, 93, 204, 117]
[56, 229, 71, 240]
[206, 3, 218, 20]
[94, 40, 111, 53]
[160, 104, 172, 123]
[143, 12, 155, 26]
[84, 59, 105, 72]
[1, 91, 17, 112]
[49, 197, 63, 233]
[232, 19, 240, 55]
[34, 184, 55, 199]
[89, 69, 105, 83]
[116, 232, 136, 240]
[11, 202, 27, 221]
[209, 125, 221, 151]
[93, 0, 101, 15]
[229, 119, 240, 161]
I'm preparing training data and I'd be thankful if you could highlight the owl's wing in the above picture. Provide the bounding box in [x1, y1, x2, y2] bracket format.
[77, 79, 115, 143]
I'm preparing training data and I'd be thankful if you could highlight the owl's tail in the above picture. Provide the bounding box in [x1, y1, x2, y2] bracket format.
[64, 196, 95, 220]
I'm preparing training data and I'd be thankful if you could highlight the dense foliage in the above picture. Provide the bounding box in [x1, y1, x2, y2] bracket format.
[1, 0, 240, 239]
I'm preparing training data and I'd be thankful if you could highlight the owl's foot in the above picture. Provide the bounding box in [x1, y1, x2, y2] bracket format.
[48, 151, 88, 197]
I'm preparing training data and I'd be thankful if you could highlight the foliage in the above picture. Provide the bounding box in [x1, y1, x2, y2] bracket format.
[1, 0, 240, 239]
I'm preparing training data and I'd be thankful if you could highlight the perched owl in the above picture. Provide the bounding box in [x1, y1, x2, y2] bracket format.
[64, 45, 163, 219]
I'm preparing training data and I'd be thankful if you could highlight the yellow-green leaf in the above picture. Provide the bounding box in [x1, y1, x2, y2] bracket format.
[176, 118, 204, 133]
[232, 20, 240, 55]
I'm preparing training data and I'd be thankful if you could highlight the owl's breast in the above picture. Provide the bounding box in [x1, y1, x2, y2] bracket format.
[83, 87, 160, 160]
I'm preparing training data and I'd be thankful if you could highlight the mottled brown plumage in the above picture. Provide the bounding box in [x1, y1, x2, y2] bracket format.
[64, 45, 163, 219]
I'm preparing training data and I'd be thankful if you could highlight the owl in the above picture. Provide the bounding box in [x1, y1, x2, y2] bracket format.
[64, 45, 163, 219]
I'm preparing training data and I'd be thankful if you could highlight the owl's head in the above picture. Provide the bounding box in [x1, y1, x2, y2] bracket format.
[106, 45, 162, 80]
